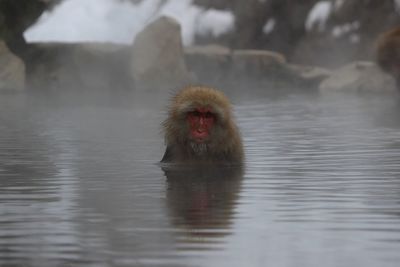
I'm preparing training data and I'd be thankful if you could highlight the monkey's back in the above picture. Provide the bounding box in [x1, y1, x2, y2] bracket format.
[376, 27, 400, 73]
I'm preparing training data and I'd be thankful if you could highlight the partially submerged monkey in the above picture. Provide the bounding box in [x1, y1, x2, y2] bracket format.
[161, 86, 244, 164]
[376, 27, 400, 89]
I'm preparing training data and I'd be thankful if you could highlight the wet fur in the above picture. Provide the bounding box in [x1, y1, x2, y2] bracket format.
[376, 27, 400, 88]
[161, 86, 243, 164]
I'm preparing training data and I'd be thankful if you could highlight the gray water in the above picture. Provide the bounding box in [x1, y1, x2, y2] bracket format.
[1, 88, 400, 267]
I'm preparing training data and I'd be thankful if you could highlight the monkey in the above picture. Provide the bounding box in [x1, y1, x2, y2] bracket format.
[161, 86, 244, 164]
[376, 27, 400, 89]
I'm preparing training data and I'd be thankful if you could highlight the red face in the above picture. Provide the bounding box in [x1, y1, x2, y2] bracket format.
[187, 108, 215, 142]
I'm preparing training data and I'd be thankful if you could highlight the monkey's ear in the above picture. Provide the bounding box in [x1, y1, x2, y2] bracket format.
[161, 146, 173, 163]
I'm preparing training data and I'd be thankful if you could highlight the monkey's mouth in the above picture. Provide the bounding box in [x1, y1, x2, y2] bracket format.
[191, 128, 209, 142]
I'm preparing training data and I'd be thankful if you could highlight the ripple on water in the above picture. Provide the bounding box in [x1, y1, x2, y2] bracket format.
[0, 92, 400, 267]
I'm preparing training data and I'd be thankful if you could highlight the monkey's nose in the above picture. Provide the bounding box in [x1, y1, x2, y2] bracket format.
[197, 127, 206, 133]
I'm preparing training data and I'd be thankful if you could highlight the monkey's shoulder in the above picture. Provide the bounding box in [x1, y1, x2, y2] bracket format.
[160, 146, 174, 163]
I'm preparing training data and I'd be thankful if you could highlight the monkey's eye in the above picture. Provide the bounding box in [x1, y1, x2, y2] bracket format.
[187, 110, 215, 120]
[189, 111, 201, 117]
[205, 112, 214, 118]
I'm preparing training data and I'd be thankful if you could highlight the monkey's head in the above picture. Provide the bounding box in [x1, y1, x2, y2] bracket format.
[376, 27, 400, 80]
[164, 86, 239, 157]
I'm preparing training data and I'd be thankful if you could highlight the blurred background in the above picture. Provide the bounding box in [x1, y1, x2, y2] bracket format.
[1, 0, 400, 68]
[1, 0, 399, 93]
[0, 0, 400, 94]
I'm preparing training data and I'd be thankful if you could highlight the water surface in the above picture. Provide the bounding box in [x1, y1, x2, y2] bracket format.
[1, 89, 400, 267]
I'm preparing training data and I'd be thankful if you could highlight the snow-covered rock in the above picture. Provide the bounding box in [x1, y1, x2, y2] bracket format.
[319, 61, 397, 93]
[184, 44, 231, 83]
[130, 16, 192, 89]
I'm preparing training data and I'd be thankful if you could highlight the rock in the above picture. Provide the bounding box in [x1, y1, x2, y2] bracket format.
[72, 43, 131, 90]
[185, 45, 326, 89]
[319, 61, 397, 93]
[28, 42, 131, 91]
[291, 33, 361, 69]
[130, 16, 192, 89]
[0, 41, 25, 91]
[231, 0, 269, 49]
[231, 49, 286, 79]
[230, 49, 324, 90]
[287, 64, 331, 87]
[184, 44, 231, 83]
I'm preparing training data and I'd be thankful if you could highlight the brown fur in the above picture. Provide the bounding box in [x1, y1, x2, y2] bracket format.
[376, 27, 400, 88]
[161, 86, 244, 164]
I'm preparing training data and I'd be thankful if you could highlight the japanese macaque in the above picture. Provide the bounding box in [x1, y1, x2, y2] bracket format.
[161, 86, 244, 164]
[376, 27, 400, 89]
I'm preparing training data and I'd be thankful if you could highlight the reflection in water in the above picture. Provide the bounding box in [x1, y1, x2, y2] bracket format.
[163, 165, 243, 248]
[1, 91, 400, 267]
[0, 94, 81, 266]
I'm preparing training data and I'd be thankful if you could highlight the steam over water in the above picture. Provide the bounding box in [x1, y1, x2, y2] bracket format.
[1, 88, 400, 267]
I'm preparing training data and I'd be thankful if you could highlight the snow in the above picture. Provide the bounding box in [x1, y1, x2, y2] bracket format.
[155, 0, 200, 45]
[305, 1, 332, 32]
[24, 0, 234, 46]
[25, 0, 156, 44]
[196, 9, 234, 38]
[332, 21, 360, 38]
[263, 18, 275, 35]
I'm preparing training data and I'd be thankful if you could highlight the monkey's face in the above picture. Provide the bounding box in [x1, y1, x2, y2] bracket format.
[186, 107, 216, 143]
